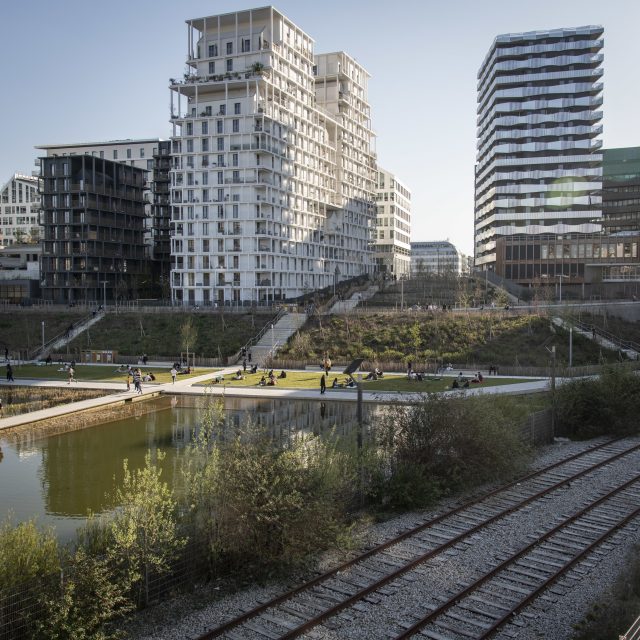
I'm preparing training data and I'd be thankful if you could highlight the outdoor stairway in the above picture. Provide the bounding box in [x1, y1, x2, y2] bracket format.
[31, 310, 106, 361]
[328, 284, 379, 314]
[248, 312, 308, 367]
[552, 316, 639, 360]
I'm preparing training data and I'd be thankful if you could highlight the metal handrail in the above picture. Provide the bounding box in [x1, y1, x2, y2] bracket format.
[30, 310, 104, 359]
[571, 316, 640, 354]
[235, 307, 286, 363]
[620, 614, 640, 640]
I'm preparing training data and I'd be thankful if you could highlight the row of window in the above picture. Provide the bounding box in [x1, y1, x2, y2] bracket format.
[504, 263, 586, 281]
[505, 241, 638, 260]
[205, 39, 251, 58]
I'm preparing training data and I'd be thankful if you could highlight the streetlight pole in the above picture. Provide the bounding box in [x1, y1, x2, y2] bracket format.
[41, 321, 45, 352]
[401, 277, 404, 311]
[100, 280, 108, 310]
[569, 326, 573, 368]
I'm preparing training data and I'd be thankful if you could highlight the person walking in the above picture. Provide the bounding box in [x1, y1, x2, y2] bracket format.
[320, 374, 326, 395]
[6, 364, 14, 382]
[170, 366, 177, 384]
[133, 368, 142, 394]
[0, 397, 3, 416]
[126, 372, 131, 392]
[242, 358, 247, 372]
[67, 366, 76, 384]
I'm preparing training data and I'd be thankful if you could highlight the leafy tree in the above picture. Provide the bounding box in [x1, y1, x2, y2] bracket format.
[108, 452, 185, 606]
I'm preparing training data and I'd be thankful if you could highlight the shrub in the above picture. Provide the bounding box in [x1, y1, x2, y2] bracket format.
[370, 394, 531, 509]
[0, 518, 60, 637]
[181, 400, 356, 577]
[555, 365, 640, 438]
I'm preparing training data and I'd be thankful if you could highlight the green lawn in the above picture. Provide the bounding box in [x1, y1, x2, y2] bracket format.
[197, 370, 540, 393]
[7, 364, 217, 384]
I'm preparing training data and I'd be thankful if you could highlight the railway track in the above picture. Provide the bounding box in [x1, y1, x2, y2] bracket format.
[195, 438, 640, 640]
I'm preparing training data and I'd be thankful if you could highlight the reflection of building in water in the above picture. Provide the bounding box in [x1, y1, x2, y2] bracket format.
[171, 396, 381, 444]
[36, 395, 385, 518]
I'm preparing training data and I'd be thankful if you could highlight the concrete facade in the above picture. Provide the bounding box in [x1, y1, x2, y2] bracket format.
[168, 7, 377, 306]
[0, 174, 41, 246]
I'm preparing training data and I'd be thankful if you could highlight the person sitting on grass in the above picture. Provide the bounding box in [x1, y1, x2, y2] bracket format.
[345, 376, 356, 388]
[374, 367, 384, 378]
[278, 370, 287, 379]
[331, 377, 341, 389]
[365, 371, 378, 381]
[267, 377, 276, 386]
[250, 364, 258, 374]
[258, 376, 266, 386]
[212, 373, 224, 384]
[452, 378, 460, 389]
[233, 370, 244, 380]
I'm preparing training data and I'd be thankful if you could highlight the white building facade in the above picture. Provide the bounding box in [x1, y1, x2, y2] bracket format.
[168, 7, 377, 305]
[474, 26, 604, 271]
[0, 174, 41, 247]
[411, 241, 466, 275]
[374, 167, 411, 277]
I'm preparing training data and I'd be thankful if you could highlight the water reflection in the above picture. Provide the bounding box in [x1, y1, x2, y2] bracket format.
[0, 396, 380, 540]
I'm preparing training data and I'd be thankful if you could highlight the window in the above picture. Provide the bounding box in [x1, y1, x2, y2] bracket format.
[232, 153, 238, 167]
[202, 172, 208, 185]
[226, 59, 233, 72]
[202, 188, 209, 201]
[139, 148, 145, 158]
[234, 102, 241, 115]
[99, 151, 104, 158]
[217, 154, 224, 166]
[241, 38, 250, 52]
[127, 148, 132, 159]
[208, 43, 217, 57]
[205, 106, 212, 116]
[186, 122, 193, 135]
[217, 172, 223, 184]
[201, 121, 208, 135]
[233, 170, 240, 182]
[147, 159, 153, 170]
[232, 119, 239, 132]
[186, 140, 194, 153]
[219, 104, 226, 115]
[113, 150, 118, 159]
[217, 120, 223, 134]
[201, 138, 209, 152]
[226, 42, 233, 54]
[217, 137, 224, 151]
[208, 61, 215, 74]
[233, 204, 239, 218]
[202, 206, 208, 219]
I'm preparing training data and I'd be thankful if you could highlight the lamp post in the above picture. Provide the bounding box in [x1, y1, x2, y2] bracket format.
[333, 265, 340, 296]
[41, 321, 45, 352]
[558, 273, 568, 303]
[100, 280, 108, 310]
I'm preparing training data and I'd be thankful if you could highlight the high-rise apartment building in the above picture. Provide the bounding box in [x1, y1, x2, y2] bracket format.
[374, 168, 411, 277]
[36, 139, 171, 283]
[0, 174, 41, 246]
[475, 26, 604, 273]
[169, 7, 376, 306]
[39, 156, 147, 304]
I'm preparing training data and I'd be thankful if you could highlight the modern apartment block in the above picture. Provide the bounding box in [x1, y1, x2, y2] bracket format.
[410, 241, 467, 276]
[39, 155, 147, 304]
[168, 6, 377, 305]
[374, 167, 411, 277]
[0, 173, 41, 246]
[36, 139, 171, 282]
[475, 26, 604, 273]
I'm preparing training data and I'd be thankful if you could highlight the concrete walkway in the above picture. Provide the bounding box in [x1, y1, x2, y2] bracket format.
[0, 366, 550, 431]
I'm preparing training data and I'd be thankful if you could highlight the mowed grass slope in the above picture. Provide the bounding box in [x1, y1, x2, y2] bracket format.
[0, 311, 87, 354]
[66, 311, 274, 358]
[280, 312, 613, 367]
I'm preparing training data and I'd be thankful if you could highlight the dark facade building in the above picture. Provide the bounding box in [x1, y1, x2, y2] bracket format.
[39, 156, 147, 303]
[602, 146, 640, 234]
[151, 140, 172, 287]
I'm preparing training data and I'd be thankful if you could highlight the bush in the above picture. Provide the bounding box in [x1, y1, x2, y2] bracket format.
[369, 394, 531, 510]
[556, 365, 640, 438]
[0, 518, 60, 637]
[181, 400, 356, 577]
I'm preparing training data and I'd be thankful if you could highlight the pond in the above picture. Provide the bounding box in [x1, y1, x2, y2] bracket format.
[0, 395, 381, 541]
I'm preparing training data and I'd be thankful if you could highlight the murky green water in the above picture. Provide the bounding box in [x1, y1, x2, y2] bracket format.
[0, 396, 379, 541]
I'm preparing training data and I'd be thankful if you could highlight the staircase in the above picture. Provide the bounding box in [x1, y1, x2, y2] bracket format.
[248, 312, 308, 367]
[328, 284, 379, 314]
[31, 310, 106, 361]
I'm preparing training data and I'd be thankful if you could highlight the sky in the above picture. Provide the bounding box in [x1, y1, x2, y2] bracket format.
[2, 0, 639, 255]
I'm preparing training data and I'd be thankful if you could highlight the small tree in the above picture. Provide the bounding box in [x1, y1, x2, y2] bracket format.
[108, 452, 185, 607]
[180, 316, 198, 367]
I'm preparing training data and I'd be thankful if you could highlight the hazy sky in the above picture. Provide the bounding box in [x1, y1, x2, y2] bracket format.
[2, 0, 639, 254]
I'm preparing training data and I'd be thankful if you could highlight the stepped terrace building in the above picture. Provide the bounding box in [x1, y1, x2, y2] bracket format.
[169, 6, 377, 306]
[474, 26, 604, 274]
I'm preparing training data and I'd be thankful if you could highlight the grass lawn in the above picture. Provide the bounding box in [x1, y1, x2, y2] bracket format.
[8, 364, 217, 384]
[197, 370, 541, 393]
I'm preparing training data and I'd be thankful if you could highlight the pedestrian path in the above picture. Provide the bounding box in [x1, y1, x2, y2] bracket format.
[248, 312, 307, 366]
[0, 367, 550, 431]
[328, 284, 379, 314]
